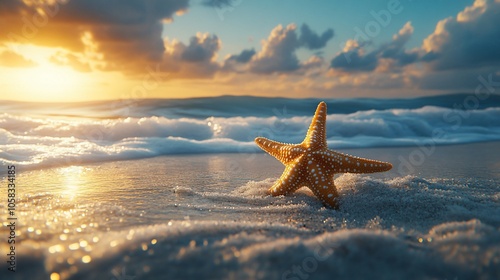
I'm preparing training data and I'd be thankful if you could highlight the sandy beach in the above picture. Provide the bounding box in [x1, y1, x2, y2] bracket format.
[2, 1, 500, 279]
[1, 142, 499, 279]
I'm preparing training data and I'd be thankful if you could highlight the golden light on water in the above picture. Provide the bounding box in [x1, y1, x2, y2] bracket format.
[81, 255, 92, 263]
[59, 166, 85, 175]
[68, 243, 79, 250]
[59, 166, 88, 199]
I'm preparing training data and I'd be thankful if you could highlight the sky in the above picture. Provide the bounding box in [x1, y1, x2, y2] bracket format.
[0, 0, 499, 102]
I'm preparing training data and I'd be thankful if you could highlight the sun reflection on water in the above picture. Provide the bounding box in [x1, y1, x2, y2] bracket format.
[58, 166, 88, 199]
[0, 159, 201, 279]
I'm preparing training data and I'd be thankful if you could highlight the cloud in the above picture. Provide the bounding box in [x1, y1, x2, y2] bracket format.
[162, 22, 334, 77]
[49, 51, 92, 72]
[330, 22, 416, 73]
[326, 0, 500, 93]
[402, 0, 500, 91]
[225, 49, 256, 64]
[299, 24, 334, 50]
[0, 49, 37, 68]
[0, 0, 189, 73]
[421, 0, 500, 71]
[249, 24, 301, 74]
[222, 48, 256, 72]
[225, 24, 334, 74]
[160, 33, 221, 78]
[330, 40, 378, 72]
[379, 22, 418, 66]
[0, 0, 335, 80]
[181, 34, 221, 62]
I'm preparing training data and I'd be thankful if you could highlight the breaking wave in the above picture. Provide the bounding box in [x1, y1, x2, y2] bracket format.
[1, 94, 499, 170]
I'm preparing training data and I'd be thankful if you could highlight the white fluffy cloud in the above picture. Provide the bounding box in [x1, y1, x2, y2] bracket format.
[161, 33, 222, 78]
[249, 24, 302, 73]
[328, 0, 500, 93]
[330, 22, 417, 73]
[224, 23, 334, 74]
[421, 0, 500, 70]
[0, 0, 189, 74]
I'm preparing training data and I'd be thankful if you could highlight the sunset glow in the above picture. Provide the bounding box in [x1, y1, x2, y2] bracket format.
[1, 2, 500, 279]
[0, 0, 499, 102]
[15, 65, 82, 99]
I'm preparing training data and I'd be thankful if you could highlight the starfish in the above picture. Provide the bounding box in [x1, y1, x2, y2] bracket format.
[255, 101, 392, 209]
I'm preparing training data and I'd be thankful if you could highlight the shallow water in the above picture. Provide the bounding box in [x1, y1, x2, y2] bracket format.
[1, 142, 499, 279]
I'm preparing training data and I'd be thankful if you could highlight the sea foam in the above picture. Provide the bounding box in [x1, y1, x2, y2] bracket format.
[1, 94, 500, 170]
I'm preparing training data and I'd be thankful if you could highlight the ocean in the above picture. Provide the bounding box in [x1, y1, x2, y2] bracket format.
[1, 94, 500, 279]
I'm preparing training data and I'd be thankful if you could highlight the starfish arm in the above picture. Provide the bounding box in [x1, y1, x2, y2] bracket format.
[253, 101, 393, 209]
[307, 178, 339, 209]
[268, 161, 306, 196]
[303, 101, 328, 149]
[327, 150, 393, 173]
[255, 137, 305, 164]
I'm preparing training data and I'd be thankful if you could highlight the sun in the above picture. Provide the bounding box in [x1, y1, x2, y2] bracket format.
[1, 44, 158, 102]
[0, 44, 92, 102]
[13, 64, 84, 102]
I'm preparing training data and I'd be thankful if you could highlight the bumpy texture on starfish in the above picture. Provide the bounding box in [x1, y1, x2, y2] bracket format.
[255, 101, 392, 209]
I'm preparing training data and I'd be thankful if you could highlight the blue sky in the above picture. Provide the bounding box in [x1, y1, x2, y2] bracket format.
[0, 0, 499, 101]
[167, 0, 473, 60]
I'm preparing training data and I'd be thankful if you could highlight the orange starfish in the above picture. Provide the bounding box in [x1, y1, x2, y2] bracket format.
[255, 101, 392, 209]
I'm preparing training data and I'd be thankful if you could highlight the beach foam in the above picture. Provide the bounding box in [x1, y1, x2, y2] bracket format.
[1, 102, 500, 170]
[2, 94, 500, 279]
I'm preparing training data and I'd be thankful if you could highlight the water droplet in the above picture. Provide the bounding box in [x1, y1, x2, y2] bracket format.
[50, 272, 60, 280]
[69, 243, 79, 250]
[79, 240, 88, 248]
[81, 255, 91, 263]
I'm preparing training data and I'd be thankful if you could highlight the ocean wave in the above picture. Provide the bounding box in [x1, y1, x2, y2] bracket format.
[3, 93, 500, 119]
[1, 104, 500, 170]
[1, 93, 500, 170]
